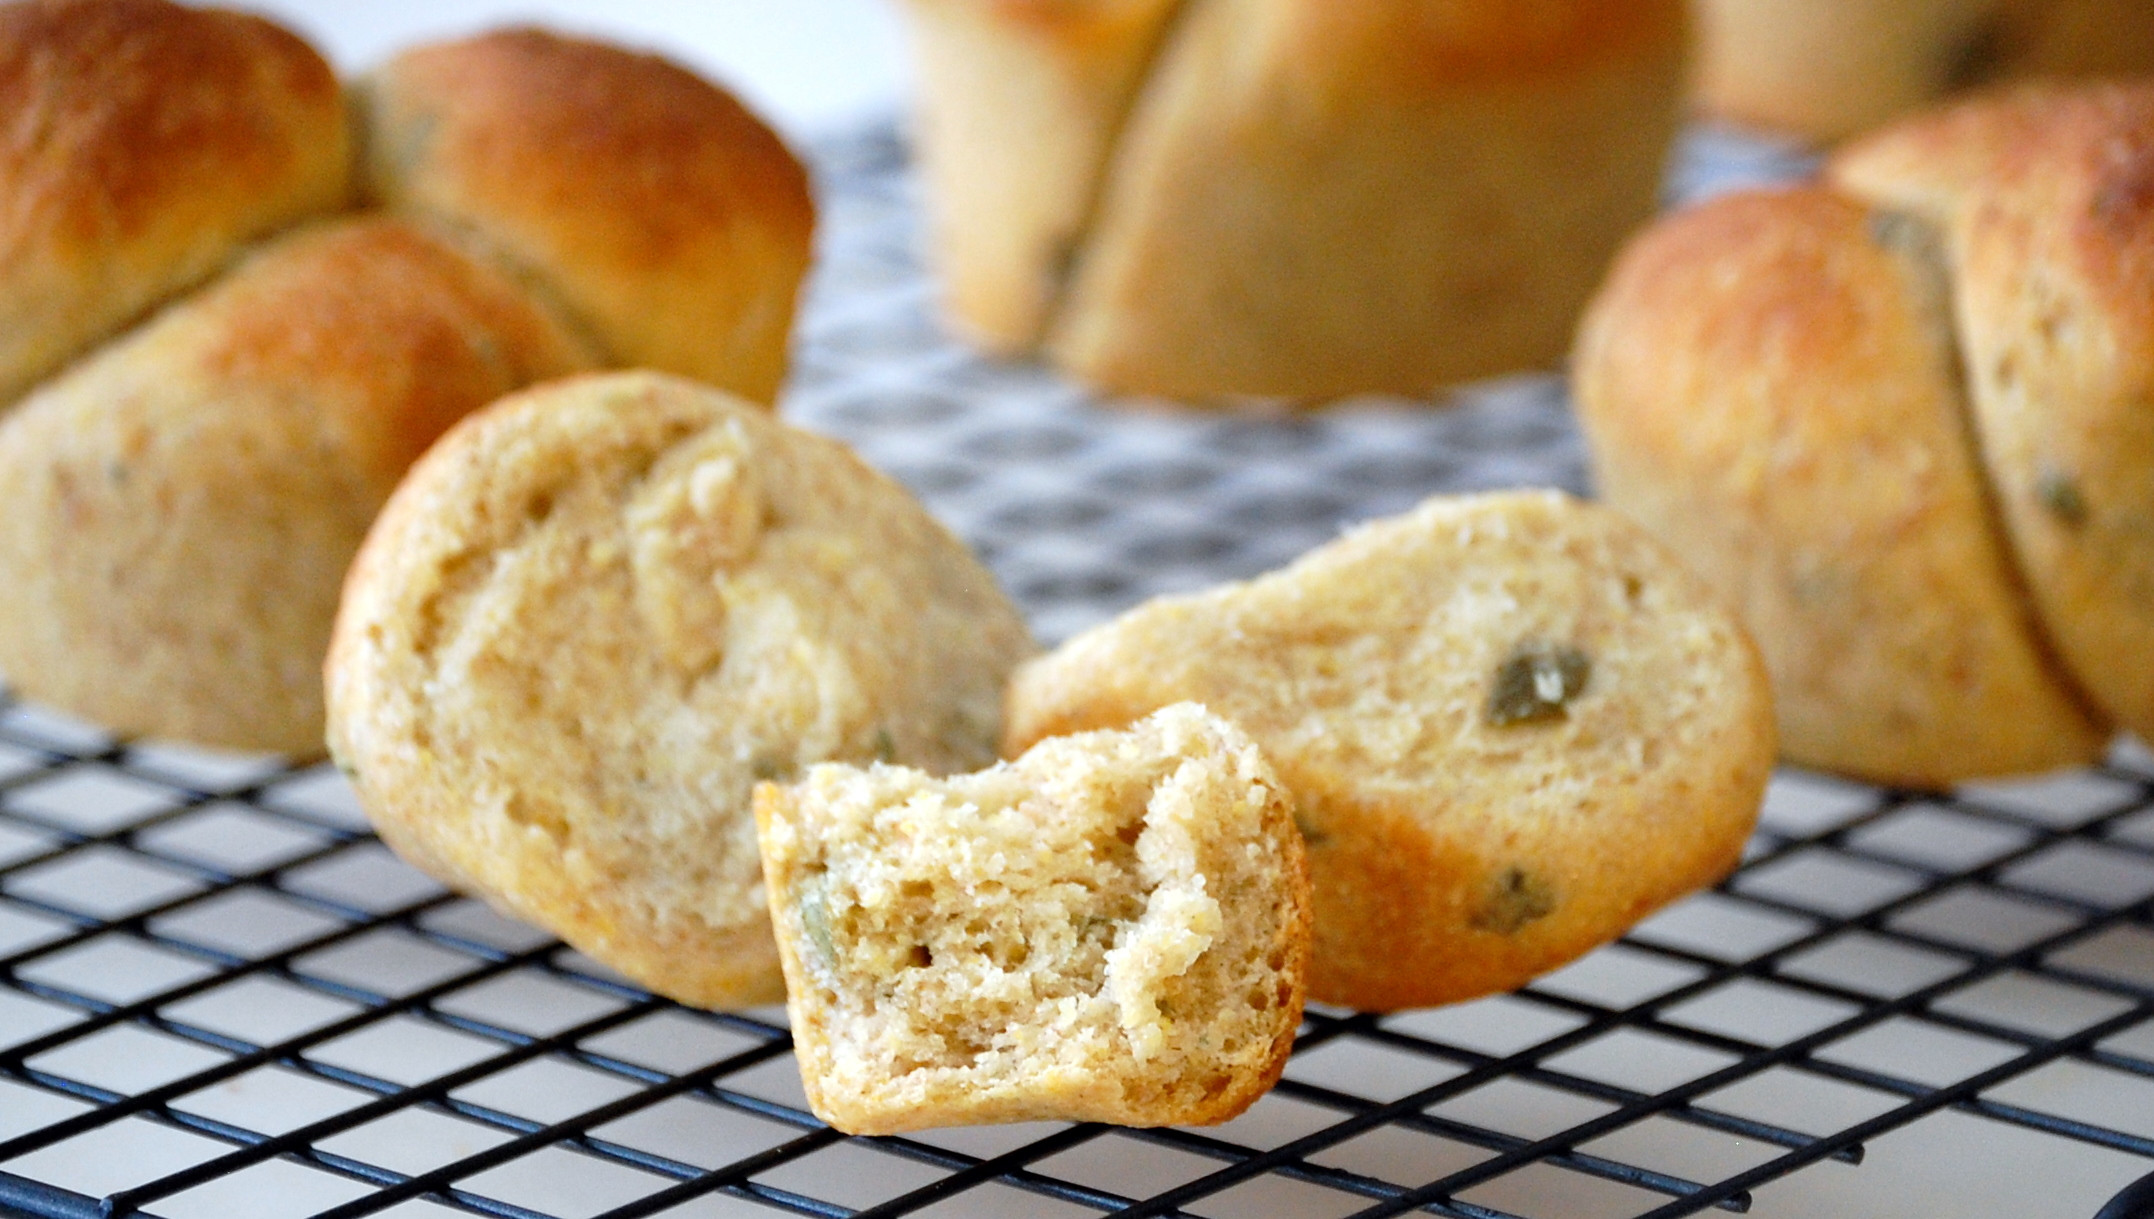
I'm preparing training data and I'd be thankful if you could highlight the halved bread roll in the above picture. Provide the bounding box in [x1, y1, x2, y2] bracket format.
[327, 372, 1035, 1009]
[1006, 491, 1774, 1011]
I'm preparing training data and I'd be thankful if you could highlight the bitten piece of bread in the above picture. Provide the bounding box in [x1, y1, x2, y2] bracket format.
[1005, 491, 1774, 1012]
[326, 371, 1035, 1009]
[756, 703, 1310, 1133]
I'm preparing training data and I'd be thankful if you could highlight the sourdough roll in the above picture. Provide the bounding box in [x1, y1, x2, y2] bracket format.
[1573, 186, 2106, 786]
[757, 703, 1309, 1133]
[326, 372, 1036, 1009]
[0, 217, 597, 753]
[0, 0, 349, 407]
[902, 0, 1690, 401]
[1694, 0, 2154, 144]
[359, 29, 816, 405]
[1005, 491, 1774, 1012]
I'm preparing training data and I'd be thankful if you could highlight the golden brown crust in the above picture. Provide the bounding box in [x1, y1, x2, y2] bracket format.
[1694, 0, 1999, 144]
[1005, 491, 1774, 1012]
[360, 28, 815, 405]
[0, 217, 598, 754]
[327, 372, 1035, 1010]
[903, 0, 1688, 401]
[1044, 0, 1688, 400]
[899, 0, 1184, 350]
[1574, 186, 2107, 785]
[1834, 85, 2154, 747]
[1694, 0, 2154, 144]
[1261, 0, 1689, 92]
[2004, 0, 2154, 83]
[0, 0, 349, 407]
[1830, 82, 2092, 221]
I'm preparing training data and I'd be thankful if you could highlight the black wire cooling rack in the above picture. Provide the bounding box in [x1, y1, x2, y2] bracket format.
[5, 125, 2154, 1219]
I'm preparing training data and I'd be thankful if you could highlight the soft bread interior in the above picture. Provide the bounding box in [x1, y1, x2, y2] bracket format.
[759, 703, 1307, 1132]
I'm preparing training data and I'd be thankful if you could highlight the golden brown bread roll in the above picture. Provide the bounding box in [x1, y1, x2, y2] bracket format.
[1576, 82, 2154, 785]
[1838, 85, 2154, 757]
[358, 29, 815, 406]
[0, 0, 349, 407]
[0, 0, 813, 754]
[1694, 0, 2154, 144]
[1574, 188, 2103, 785]
[0, 219, 598, 754]
[902, 0, 1690, 401]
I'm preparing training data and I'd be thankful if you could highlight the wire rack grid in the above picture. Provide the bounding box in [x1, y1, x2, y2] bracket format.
[4, 125, 2154, 1219]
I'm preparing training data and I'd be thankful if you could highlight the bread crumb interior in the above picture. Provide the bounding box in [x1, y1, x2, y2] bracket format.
[784, 708, 1292, 1106]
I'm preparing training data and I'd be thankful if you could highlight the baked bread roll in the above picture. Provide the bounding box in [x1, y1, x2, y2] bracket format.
[1004, 491, 1774, 1012]
[756, 703, 1308, 1132]
[0, 0, 814, 754]
[0, 0, 348, 407]
[358, 29, 813, 407]
[1837, 86, 2154, 749]
[901, 0, 1691, 401]
[326, 371, 1036, 1010]
[1695, 0, 2154, 144]
[1575, 82, 2154, 786]
[0, 218, 598, 754]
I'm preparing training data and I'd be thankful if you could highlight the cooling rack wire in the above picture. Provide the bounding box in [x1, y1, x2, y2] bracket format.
[2, 125, 2153, 1219]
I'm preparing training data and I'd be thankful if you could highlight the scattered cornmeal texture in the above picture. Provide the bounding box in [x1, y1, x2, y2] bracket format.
[1005, 491, 1775, 1013]
[755, 704, 1310, 1133]
[326, 372, 1034, 1009]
